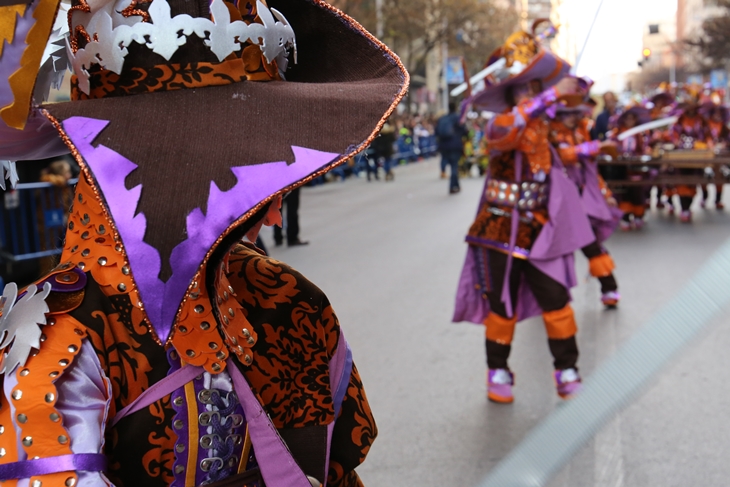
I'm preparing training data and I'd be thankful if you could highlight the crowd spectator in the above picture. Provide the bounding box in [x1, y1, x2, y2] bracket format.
[436, 102, 467, 194]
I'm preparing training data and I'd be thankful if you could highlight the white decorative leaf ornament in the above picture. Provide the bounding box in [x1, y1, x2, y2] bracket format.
[0, 282, 52, 375]
[0, 161, 19, 191]
[69, 0, 297, 94]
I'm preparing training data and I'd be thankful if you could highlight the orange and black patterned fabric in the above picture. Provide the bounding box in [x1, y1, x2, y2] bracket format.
[4, 175, 376, 487]
[58, 243, 376, 487]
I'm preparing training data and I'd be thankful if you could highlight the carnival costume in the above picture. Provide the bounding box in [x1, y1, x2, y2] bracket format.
[452, 28, 595, 404]
[0, 0, 408, 485]
[548, 85, 622, 307]
[609, 105, 652, 229]
[671, 88, 707, 222]
[647, 89, 677, 212]
[699, 95, 729, 210]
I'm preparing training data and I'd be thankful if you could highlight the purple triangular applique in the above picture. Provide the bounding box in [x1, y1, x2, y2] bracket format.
[62, 116, 339, 340]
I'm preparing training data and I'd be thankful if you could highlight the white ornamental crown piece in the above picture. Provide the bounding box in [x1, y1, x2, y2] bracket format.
[69, 0, 297, 95]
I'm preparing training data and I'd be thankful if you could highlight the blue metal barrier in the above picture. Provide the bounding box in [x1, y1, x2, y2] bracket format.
[0, 179, 76, 262]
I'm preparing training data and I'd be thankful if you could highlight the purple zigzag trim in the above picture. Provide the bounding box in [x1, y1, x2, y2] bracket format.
[61, 116, 339, 340]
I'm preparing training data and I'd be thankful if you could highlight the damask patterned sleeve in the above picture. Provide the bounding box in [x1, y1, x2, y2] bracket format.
[328, 364, 377, 487]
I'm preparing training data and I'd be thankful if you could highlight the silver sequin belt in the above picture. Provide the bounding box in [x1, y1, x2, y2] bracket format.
[485, 178, 548, 210]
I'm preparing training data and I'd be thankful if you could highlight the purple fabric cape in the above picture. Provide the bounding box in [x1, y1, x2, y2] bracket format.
[452, 162, 595, 325]
[61, 116, 339, 340]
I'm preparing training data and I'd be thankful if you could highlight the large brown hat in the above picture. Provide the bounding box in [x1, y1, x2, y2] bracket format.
[1, 0, 408, 339]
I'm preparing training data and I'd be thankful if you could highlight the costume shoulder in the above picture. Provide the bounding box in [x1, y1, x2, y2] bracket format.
[0, 263, 87, 374]
[225, 243, 341, 429]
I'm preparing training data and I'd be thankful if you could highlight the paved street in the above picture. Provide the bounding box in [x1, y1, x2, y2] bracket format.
[262, 157, 730, 487]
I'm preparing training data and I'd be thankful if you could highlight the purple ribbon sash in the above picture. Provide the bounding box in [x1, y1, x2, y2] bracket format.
[0, 453, 107, 480]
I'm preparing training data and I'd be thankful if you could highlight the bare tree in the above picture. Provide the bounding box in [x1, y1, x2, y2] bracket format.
[684, 0, 730, 69]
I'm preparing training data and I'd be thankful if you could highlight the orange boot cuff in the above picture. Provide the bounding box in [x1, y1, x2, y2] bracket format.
[588, 253, 616, 278]
[543, 305, 577, 340]
[484, 312, 518, 345]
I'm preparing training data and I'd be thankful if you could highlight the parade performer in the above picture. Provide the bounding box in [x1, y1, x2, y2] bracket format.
[647, 88, 677, 211]
[0, 0, 408, 484]
[609, 105, 653, 229]
[549, 87, 622, 307]
[453, 26, 596, 404]
[700, 95, 729, 210]
[671, 87, 707, 222]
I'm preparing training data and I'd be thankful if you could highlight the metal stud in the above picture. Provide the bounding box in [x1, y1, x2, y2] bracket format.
[189, 291, 200, 300]
[81, 231, 90, 240]
[216, 295, 222, 305]
[20, 368, 29, 376]
[228, 308, 234, 318]
[200, 321, 210, 330]
[115, 244, 123, 252]
[65, 477, 76, 487]
[242, 328, 251, 338]
[95, 237, 105, 244]
[209, 342, 218, 350]
[223, 291, 229, 300]
[22, 436, 32, 446]
[194, 305, 204, 314]
[58, 435, 68, 444]
[175, 444, 185, 453]
[50, 413, 60, 422]
[78, 194, 83, 203]
[178, 326, 188, 334]
[227, 285, 235, 295]
[97, 225, 106, 235]
[17, 414, 27, 423]
[122, 266, 130, 275]
[174, 465, 185, 474]
[211, 363, 222, 372]
[174, 420, 184, 430]
[45, 393, 55, 403]
[81, 249, 90, 257]
[223, 316, 229, 325]
[198, 390, 212, 403]
[49, 371, 59, 378]
[0, 448, 5, 457]
[0, 425, 4, 434]
[230, 336, 238, 346]
[32, 479, 41, 487]
[243, 354, 252, 365]
[173, 396, 183, 407]
[247, 337, 255, 345]
[71, 245, 78, 252]
[68, 345, 78, 353]
[48, 317, 56, 326]
[216, 351, 226, 360]
[12, 390, 22, 400]
[59, 359, 69, 367]
[186, 350, 195, 358]
[228, 456, 238, 468]
[117, 283, 127, 292]
[97, 257, 107, 266]
[78, 262, 85, 270]
[81, 214, 90, 225]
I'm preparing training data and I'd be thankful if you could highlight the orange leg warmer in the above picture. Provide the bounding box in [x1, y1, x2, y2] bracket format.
[484, 312, 518, 345]
[543, 305, 577, 340]
[588, 253, 616, 278]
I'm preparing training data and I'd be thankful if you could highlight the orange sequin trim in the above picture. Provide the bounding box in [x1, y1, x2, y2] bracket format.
[12, 314, 87, 487]
[215, 259, 258, 365]
[169, 274, 229, 374]
[61, 174, 154, 341]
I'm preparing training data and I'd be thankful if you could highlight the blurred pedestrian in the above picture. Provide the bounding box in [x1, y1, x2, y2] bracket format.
[370, 118, 397, 181]
[436, 101, 466, 194]
[274, 187, 309, 246]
